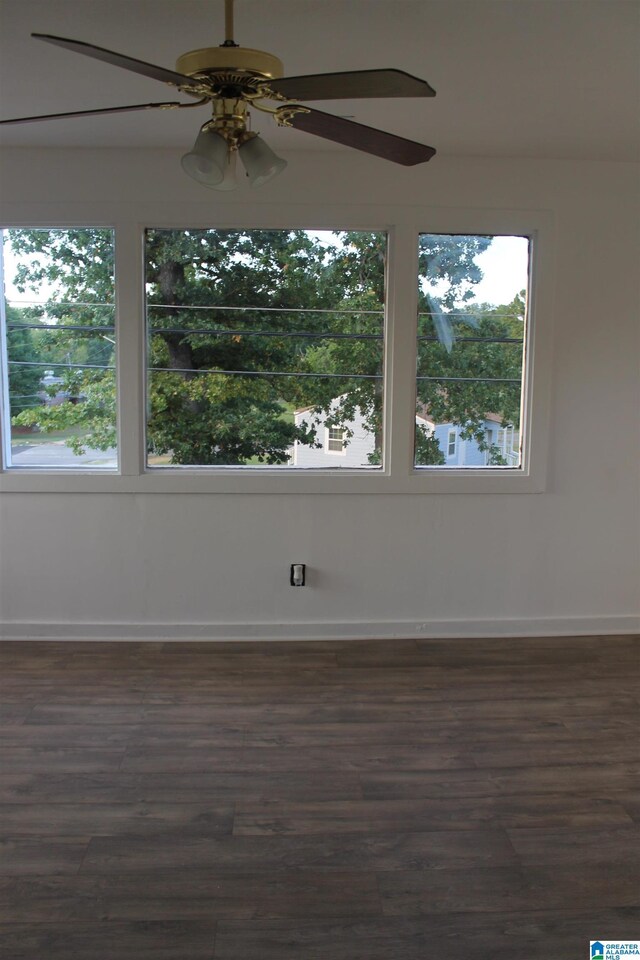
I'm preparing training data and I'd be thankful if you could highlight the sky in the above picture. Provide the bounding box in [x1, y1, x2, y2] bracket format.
[2, 230, 530, 309]
[471, 236, 529, 306]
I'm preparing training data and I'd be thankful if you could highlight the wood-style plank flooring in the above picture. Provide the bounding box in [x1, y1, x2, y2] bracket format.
[0, 635, 639, 959]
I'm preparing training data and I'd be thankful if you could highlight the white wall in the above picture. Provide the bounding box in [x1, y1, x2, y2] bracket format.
[0, 147, 638, 639]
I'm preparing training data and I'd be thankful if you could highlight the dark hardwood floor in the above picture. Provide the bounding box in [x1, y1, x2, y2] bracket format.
[0, 635, 638, 959]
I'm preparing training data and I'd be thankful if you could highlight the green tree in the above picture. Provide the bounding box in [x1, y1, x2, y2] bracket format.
[305, 232, 504, 465]
[417, 290, 526, 463]
[144, 228, 368, 464]
[4, 305, 43, 416]
[6, 228, 524, 466]
[8, 228, 116, 451]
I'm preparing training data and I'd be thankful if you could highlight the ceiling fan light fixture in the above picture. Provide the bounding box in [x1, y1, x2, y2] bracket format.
[238, 133, 287, 187]
[181, 125, 228, 185]
[206, 147, 238, 191]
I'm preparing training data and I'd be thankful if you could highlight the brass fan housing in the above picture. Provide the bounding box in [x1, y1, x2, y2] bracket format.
[176, 46, 284, 82]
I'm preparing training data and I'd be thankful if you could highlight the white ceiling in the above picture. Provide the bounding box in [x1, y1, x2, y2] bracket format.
[0, 0, 638, 161]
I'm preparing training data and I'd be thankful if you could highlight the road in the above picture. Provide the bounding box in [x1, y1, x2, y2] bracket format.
[10, 441, 117, 468]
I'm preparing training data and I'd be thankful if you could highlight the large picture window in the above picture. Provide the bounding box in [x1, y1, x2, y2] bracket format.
[144, 229, 386, 469]
[0, 228, 117, 470]
[0, 212, 550, 493]
[415, 234, 529, 469]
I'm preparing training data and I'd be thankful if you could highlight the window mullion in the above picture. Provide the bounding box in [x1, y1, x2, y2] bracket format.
[384, 224, 419, 476]
[115, 223, 145, 476]
[0, 233, 12, 469]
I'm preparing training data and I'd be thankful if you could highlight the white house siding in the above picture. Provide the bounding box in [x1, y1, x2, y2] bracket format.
[295, 411, 519, 468]
[433, 424, 488, 467]
[292, 404, 375, 468]
[430, 421, 520, 467]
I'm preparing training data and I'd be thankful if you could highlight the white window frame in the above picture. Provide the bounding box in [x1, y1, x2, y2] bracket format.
[447, 429, 457, 458]
[0, 201, 555, 495]
[0, 225, 118, 473]
[325, 425, 347, 456]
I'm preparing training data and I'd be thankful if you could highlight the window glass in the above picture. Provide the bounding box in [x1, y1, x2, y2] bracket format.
[327, 426, 346, 453]
[144, 229, 386, 469]
[0, 228, 117, 470]
[415, 234, 529, 469]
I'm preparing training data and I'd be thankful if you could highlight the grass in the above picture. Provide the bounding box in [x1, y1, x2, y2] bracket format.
[11, 425, 86, 445]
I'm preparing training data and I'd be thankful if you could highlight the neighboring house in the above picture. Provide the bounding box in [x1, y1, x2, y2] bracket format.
[38, 370, 85, 407]
[430, 414, 520, 467]
[291, 397, 519, 467]
[38, 370, 68, 406]
[290, 399, 376, 468]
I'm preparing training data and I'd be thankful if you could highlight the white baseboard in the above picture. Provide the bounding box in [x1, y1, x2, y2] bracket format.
[1, 616, 638, 641]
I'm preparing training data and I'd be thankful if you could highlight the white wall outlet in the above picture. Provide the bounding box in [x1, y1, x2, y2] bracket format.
[290, 563, 306, 586]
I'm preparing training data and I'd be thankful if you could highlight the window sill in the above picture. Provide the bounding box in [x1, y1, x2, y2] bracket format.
[0, 465, 545, 494]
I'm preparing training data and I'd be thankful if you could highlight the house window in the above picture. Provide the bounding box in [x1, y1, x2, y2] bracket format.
[0, 213, 550, 493]
[326, 425, 346, 453]
[144, 228, 385, 469]
[0, 227, 117, 470]
[415, 233, 530, 469]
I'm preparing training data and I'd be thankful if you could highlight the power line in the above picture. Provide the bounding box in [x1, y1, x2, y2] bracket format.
[8, 323, 521, 345]
[417, 376, 521, 384]
[8, 361, 115, 371]
[418, 336, 523, 344]
[147, 303, 384, 315]
[149, 367, 382, 380]
[147, 327, 383, 340]
[5, 300, 114, 309]
[7, 323, 115, 334]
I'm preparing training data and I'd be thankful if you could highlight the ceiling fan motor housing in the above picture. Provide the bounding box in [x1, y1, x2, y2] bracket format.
[175, 46, 284, 84]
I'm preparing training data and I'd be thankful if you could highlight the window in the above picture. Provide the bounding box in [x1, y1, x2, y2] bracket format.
[0, 210, 551, 493]
[144, 228, 385, 469]
[497, 425, 519, 466]
[415, 234, 529, 469]
[326, 425, 346, 453]
[0, 228, 117, 470]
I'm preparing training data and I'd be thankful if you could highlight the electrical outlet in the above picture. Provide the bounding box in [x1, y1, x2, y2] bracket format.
[290, 563, 306, 586]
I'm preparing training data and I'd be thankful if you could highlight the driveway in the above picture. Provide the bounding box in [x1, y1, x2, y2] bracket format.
[10, 441, 117, 468]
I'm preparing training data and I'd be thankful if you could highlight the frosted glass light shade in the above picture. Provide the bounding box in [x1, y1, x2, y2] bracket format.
[181, 127, 228, 186]
[207, 149, 237, 191]
[238, 135, 287, 187]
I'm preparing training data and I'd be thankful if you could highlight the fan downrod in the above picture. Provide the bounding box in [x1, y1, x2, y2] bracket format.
[175, 0, 283, 84]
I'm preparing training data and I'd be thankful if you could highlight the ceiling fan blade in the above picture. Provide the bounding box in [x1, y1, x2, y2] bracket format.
[0, 102, 190, 126]
[270, 69, 435, 101]
[287, 108, 435, 165]
[32, 34, 198, 90]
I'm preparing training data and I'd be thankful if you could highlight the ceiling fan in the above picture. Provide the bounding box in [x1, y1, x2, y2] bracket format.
[0, 0, 437, 190]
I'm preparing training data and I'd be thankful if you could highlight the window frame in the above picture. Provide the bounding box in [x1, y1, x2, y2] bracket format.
[0, 201, 555, 494]
[325, 425, 347, 456]
[142, 225, 387, 473]
[0, 225, 119, 473]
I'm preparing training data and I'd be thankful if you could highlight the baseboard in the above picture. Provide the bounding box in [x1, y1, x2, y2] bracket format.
[1, 616, 638, 641]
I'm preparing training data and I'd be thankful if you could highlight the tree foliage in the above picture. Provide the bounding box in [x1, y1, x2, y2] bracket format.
[4, 305, 43, 414]
[417, 291, 526, 463]
[6, 227, 526, 465]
